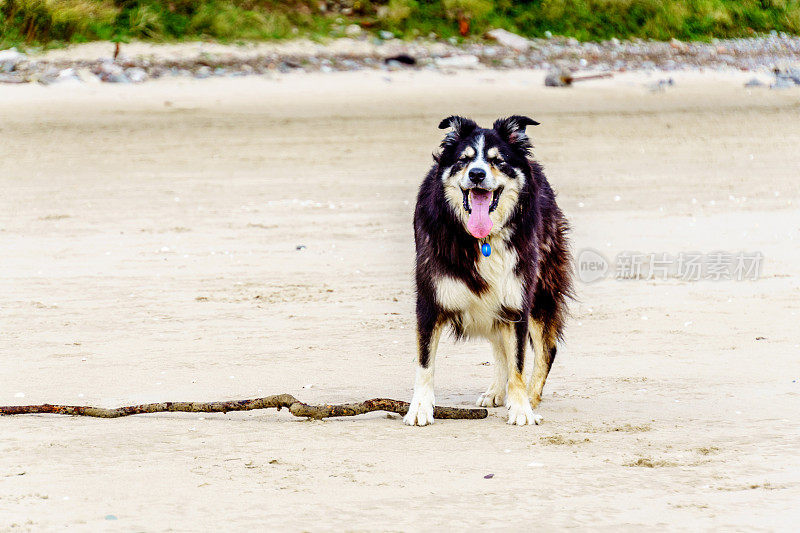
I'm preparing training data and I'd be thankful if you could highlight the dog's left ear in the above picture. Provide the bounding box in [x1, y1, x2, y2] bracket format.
[438, 115, 478, 146]
[493, 115, 539, 149]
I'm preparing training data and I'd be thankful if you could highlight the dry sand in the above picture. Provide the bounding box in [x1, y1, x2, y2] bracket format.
[1, 69, 799, 530]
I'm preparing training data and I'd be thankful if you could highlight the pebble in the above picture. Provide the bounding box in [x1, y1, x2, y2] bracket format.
[486, 29, 531, 52]
[669, 38, 687, 52]
[544, 68, 570, 87]
[54, 68, 81, 84]
[76, 68, 100, 83]
[126, 67, 148, 83]
[3, 35, 800, 84]
[345, 24, 362, 37]
[0, 72, 26, 84]
[435, 55, 480, 68]
[744, 77, 765, 87]
[194, 66, 212, 79]
[385, 54, 416, 66]
[648, 77, 675, 92]
[771, 77, 796, 89]
[0, 48, 26, 72]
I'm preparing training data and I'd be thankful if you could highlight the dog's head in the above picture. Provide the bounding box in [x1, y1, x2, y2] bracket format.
[436, 115, 539, 239]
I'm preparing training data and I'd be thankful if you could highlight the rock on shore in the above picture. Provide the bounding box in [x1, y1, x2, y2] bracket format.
[1, 32, 799, 85]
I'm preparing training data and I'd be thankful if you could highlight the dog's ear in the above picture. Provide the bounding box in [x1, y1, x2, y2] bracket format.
[438, 115, 478, 132]
[493, 115, 539, 152]
[438, 115, 478, 145]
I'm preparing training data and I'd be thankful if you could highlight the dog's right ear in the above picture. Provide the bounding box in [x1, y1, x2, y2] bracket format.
[438, 116, 477, 150]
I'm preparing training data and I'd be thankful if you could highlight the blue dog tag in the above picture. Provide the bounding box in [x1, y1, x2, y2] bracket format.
[481, 243, 491, 257]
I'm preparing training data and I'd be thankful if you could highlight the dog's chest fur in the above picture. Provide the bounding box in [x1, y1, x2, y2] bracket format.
[433, 235, 524, 336]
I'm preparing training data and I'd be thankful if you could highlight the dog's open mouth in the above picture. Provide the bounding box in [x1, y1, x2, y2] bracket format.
[461, 187, 501, 214]
[461, 187, 502, 239]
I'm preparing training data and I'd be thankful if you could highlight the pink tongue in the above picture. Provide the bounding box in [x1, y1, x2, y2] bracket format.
[467, 190, 493, 238]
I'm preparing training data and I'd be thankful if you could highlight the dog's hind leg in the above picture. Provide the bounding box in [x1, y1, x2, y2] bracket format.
[404, 306, 443, 426]
[503, 323, 542, 426]
[527, 318, 557, 408]
[476, 338, 508, 407]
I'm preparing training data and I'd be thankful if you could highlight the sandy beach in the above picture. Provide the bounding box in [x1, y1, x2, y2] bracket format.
[1, 69, 799, 530]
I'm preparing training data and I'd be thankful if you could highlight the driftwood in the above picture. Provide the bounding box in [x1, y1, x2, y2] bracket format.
[0, 394, 487, 421]
[545, 68, 614, 87]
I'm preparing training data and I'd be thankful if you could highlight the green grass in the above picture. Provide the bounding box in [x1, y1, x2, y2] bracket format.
[2, 0, 800, 49]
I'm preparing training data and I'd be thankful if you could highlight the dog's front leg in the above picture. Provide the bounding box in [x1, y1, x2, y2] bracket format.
[504, 323, 543, 426]
[403, 308, 442, 426]
[477, 339, 508, 407]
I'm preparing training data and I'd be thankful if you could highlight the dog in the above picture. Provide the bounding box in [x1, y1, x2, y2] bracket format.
[404, 115, 572, 426]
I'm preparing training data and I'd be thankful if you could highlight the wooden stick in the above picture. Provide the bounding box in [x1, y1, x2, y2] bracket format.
[568, 72, 614, 83]
[0, 395, 487, 420]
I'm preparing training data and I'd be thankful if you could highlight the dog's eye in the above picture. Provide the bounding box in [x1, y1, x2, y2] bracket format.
[486, 148, 503, 164]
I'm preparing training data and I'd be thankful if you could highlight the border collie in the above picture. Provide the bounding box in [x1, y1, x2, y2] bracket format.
[404, 115, 573, 426]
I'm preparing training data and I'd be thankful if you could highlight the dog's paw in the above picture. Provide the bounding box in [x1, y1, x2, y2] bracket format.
[403, 391, 435, 426]
[476, 387, 506, 407]
[507, 399, 543, 426]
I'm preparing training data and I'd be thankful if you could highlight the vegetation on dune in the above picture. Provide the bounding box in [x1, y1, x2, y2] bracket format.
[1, 0, 800, 48]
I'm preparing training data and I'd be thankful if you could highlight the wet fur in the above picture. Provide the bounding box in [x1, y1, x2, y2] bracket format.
[404, 115, 572, 426]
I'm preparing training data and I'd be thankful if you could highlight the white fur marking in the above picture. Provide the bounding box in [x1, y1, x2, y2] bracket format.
[434, 238, 524, 337]
[441, 166, 452, 183]
[404, 326, 442, 426]
[507, 398, 542, 425]
[475, 135, 485, 161]
[404, 365, 435, 426]
[435, 276, 474, 311]
[463, 135, 490, 183]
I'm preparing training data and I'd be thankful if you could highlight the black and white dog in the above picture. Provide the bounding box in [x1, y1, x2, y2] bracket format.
[404, 115, 572, 426]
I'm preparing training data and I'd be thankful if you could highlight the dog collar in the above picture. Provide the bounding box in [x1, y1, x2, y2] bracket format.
[481, 242, 492, 257]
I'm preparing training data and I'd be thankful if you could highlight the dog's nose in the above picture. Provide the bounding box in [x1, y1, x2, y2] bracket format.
[468, 168, 486, 184]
